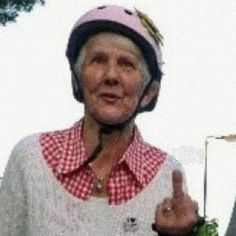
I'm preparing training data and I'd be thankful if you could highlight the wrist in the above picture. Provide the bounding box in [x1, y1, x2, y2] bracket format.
[152, 217, 205, 236]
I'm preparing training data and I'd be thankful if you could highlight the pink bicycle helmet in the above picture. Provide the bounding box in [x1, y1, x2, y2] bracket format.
[66, 5, 163, 112]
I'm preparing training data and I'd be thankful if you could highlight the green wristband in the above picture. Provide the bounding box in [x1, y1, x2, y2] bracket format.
[152, 217, 217, 236]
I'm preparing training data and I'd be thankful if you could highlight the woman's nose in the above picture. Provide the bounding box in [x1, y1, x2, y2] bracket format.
[103, 63, 119, 86]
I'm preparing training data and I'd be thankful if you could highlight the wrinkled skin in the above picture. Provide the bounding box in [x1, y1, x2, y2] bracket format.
[155, 170, 199, 235]
[78, 33, 154, 126]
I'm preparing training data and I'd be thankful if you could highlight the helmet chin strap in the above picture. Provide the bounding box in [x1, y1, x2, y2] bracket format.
[84, 78, 154, 165]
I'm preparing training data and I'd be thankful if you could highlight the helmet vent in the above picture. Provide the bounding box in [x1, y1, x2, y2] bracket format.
[124, 9, 133, 15]
[97, 6, 106, 10]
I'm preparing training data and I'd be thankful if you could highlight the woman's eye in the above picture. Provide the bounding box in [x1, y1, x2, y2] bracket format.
[91, 55, 105, 64]
[120, 60, 135, 69]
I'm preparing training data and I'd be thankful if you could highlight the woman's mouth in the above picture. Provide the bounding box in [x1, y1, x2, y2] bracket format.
[100, 93, 121, 103]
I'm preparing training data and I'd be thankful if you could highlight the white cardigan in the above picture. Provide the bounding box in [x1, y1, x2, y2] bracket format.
[0, 134, 185, 236]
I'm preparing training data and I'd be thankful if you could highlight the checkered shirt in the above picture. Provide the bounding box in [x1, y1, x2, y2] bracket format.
[40, 119, 166, 205]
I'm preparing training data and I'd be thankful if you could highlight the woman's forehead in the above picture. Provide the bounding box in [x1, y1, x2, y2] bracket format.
[85, 32, 143, 58]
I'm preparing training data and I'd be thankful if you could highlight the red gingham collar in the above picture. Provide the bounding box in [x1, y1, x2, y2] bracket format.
[53, 119, 157, 187]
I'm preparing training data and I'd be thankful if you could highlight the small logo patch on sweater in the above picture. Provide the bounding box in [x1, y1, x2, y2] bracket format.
[123, 217, 140, 232]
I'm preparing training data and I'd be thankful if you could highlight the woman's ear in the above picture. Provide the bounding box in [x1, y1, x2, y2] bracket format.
[140, 80, 161, 108]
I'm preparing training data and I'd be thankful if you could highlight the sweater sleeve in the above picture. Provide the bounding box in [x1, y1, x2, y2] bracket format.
[0, 139, 27, 236]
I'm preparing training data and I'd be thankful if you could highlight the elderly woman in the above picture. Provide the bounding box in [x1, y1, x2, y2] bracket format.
[0, 5, 199, 236]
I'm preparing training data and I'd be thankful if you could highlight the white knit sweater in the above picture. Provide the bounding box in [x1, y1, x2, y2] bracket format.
[0, 134, 185, 236]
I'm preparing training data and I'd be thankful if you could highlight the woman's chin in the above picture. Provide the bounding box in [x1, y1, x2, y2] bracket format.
[94, 112, 132, 125]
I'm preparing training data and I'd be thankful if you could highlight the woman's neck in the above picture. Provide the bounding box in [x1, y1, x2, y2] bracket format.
[82, 114, 135, 197]
[82, 114, 134, 169]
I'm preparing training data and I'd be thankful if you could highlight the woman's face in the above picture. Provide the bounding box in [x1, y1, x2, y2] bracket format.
[78, 33, 149, 125]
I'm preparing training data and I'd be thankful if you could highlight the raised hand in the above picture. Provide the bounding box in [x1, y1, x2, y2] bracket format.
[154, 169, 198, 235]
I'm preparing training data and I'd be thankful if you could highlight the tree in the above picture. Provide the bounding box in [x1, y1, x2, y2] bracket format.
[0, 0, 45, 26]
